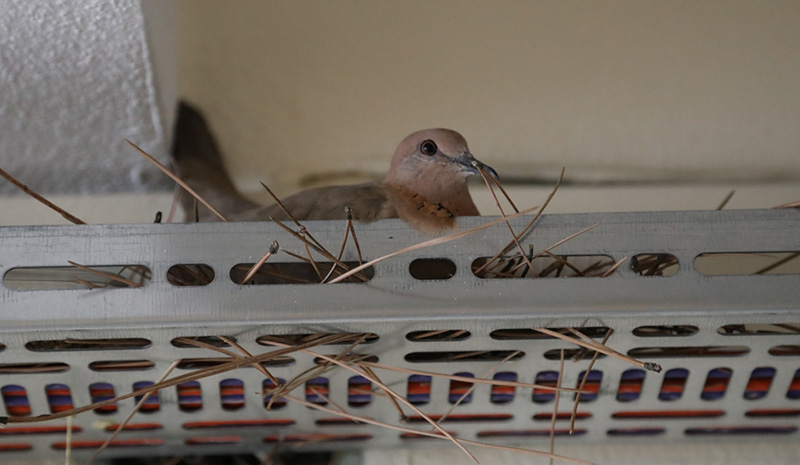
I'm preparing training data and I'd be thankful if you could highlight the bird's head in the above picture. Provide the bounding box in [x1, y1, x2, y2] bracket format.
[383, 128, 498, 188]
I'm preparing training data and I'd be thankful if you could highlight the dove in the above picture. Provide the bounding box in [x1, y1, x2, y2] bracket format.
[172, 102, 497, 233]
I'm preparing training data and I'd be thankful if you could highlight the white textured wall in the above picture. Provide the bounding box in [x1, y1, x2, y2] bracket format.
[0, 0, 176, 195]
[179, 0, 800, 197]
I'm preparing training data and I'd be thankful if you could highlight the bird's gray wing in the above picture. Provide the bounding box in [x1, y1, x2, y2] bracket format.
[232, 183, 398, 222]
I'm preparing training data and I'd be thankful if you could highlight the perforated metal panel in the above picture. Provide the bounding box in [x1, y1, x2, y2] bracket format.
[0, 209, 798, 460]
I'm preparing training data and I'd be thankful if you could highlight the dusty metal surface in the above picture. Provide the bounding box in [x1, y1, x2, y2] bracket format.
[0, 209, 798, 460]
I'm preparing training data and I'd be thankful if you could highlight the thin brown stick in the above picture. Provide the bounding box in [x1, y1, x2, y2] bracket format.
[476, 164, 535, 273]
[535, 328, 661, 373]
[270, 219, 369, 282]
[0, 167, 86, 224]
[361, 365, 406, 422]
[473, 167, 565, 276]
[716, 189, 735, 210]
[329, 206, 540, 284]
[300, 230, 323, 280]
[125, 140, 228, 222]
[83, 360, 179, 465]
[67, 262, 142, 288]
[260, 182, 334, 256]
[488, 175, 519, 213]
[755, 252, 800, 275]
[217, 336, 278, 386]
[505, 223, 600, 275]
[549, 349, 564, 465]
[322, 215, 352, 282]
[601, 256, 629, 277]
[239, 241, 280, 285]
[569, 330, 612, 433]
[346, 207, 364, 265]
[774, 200, 800, 209]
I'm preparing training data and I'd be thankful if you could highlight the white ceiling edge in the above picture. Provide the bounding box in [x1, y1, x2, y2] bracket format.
[0, 0, 177, 196]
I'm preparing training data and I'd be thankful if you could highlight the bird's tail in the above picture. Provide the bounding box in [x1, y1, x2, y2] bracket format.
[170, 101, 262, 221]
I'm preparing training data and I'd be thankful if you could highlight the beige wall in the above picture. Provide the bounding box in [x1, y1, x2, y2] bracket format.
[179, 0, 800, 198]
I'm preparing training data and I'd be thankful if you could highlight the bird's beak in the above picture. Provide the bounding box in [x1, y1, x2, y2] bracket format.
[456, 152, 499, 180]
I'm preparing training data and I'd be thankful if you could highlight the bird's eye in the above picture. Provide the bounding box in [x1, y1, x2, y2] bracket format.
[420, 140, 438, 156]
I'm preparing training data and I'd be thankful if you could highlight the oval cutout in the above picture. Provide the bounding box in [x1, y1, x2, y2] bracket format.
[407, 413, 513, 423]
[45, 384, 74, 413]
[405, 350, 524, 363]
[132, 381, 160, 412]
[409, 258, 456, 280]
[695, 252, 800, 276]
[685, 426, 797, 436]
[787, 369, 800, 399]
[616, 369, 645, 402]
[612, 409, 725, 419]
[177, 381, 203, 412]
[744, 367, 775, 400]
[184, 419, 294, 429]
[264, 433, 372, 443]
[26, 338, 151, 352]
[257, 332, 378, 346]
[659, 368, 689, 401]
[406, 330, 470, 342]
[51, 439, 164, 449]
[171, 336, 236, 348]
[607, 428, 665, 437]
[104, 423, 162, 432]
[176, 357, 294, 369]
[89, 360, 154, 372]
[632, 325, 698, 337]
[631, 254, 679, 276]
[532, 371, 559, 404]
[718, 323, 800, 336]
[3, 265, 151, 290]
[263, 378, 287, 410]
[348, 375, 372, 407]
[449, 372, 475, 404]
[0, 363, 69, 374]
[407, 375, 431, 405]
[1, 385, 32, 416]
[219, 379, 245, 411]
[0, 425, 82, 435]
[167, 264, 215, 287]
[544, 349, 607, 361]
[477, 429, 586, 438]
[185, 436, 242, 446]
[305, 377, 330, 405]
[701, 368, 732, 401]
[473, 255, 617, 278]
[532, 412, 592, 421]
[769, 345, 800, 356]
[88, 382, 117, 414]
[492, 326, 610, 340]
[746, 409, 800, 418]
[628, 346, 749, 358]
[230, 261, 373, 285]
[313, 354, 378, 365]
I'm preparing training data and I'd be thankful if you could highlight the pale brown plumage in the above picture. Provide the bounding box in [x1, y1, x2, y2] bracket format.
[172, 103, 497, 233]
